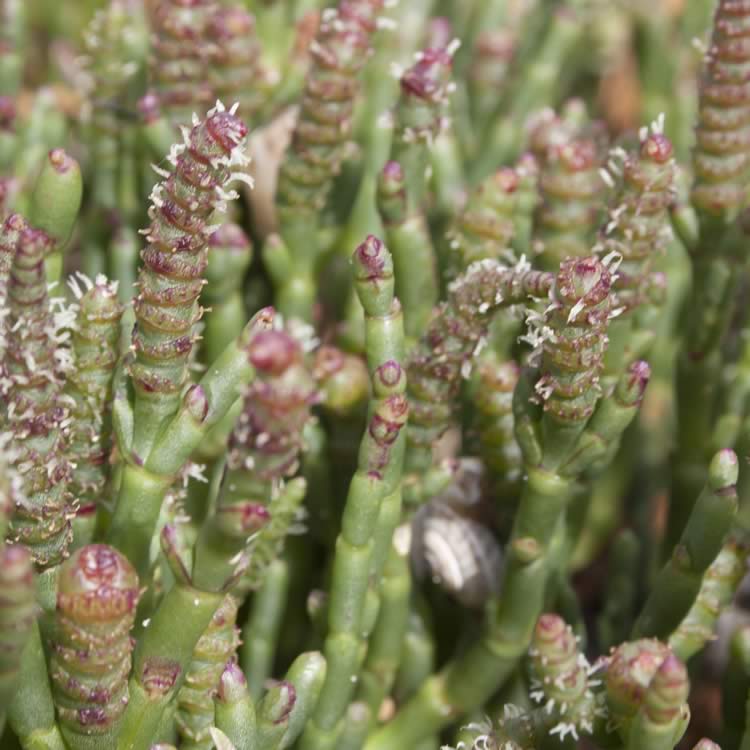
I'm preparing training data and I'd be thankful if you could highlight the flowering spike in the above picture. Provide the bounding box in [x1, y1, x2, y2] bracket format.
[533, 257, 612, 425]
[395, 46, 453, 150]
[63, 276, 123, 540]
[604, 639, 672, 726]
[475, 354, 522, 496]
[446, 167, 519, 278]
[5, 226, 73, 568]
[599, 133, 676, 315]
[692, 740, 721, 750]
[636, 654, 690, 737]
[150, 0, 218, 128]
[130, 108, 248, 445]
[692, 0, 750, 219]
[198, 329, 317, 595]
[208, 7, 267, 126]
[405, 259, 553, 494]
[277, 0, 384, 217]
[214, 661, 256, 750]
[0, 213, 26, 360]
[0, 543, 37, 709]
[534, 137, 604, 271]
[529, 614, 599, 741]
[50, 545, 139, 738]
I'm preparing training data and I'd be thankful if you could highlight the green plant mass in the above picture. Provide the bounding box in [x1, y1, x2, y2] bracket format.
[3, 1, 750, 749]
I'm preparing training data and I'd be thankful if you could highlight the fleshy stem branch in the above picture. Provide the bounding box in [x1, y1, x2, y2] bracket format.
[299, 235, 407, 750]
[367, 258, 653, 749]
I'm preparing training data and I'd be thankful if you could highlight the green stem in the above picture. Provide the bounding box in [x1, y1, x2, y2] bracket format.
[6, 624, 66, 750]
[724, 626, 750, 750]
[241, 557, 291, 699]
[214, 664, 257, 750]
[356, 532, 411, 722]
[117, 586, 225, 750]
[108, 311, 269, 576]
[633, 450, 739, 639]
[27, 148, 82, 284]
[299, 236, 407, 750]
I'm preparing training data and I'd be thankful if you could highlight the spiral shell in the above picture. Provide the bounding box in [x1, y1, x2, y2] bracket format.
[411, 501, 502, 608]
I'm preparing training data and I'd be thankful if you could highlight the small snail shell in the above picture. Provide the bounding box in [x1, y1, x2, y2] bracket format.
[411, 502, 502, 608]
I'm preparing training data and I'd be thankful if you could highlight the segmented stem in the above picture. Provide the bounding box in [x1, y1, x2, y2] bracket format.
[202, 222, 253, 364]
[277, 0, 384, 218]
[63, 275, 123, 528]
[208, 7, 266, 126]
[528, 614, 600, 740]
[533, 137, 604, 271]
[150, 0, 219, 128]
[668, 534, 750, 660]
[130, 106, 248, 452]
[216, 329, 317, 597]
[468, 30, 514, 134]
[0, 543, 36, 708]
[4, 225, 73, 568]
[405, 258, 552, 485]
[475, 353, 522, 495]
[176, 594, 241, 750]
[692, 0, 750, 219]
[599, 133, 675, 316]
[625, 654, 690, 749]
[81, 0, 143, 211]
[445, 167, 518, 278]
[50, 545, 139, 738]
[300, 236, 407, 750]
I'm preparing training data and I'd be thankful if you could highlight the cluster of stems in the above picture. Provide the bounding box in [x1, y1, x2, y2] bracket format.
[4, 2, 750, 750]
